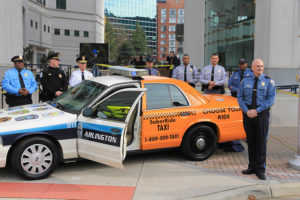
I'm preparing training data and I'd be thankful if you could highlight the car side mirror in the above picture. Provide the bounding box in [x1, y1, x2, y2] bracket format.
[82, 107, 93, 117]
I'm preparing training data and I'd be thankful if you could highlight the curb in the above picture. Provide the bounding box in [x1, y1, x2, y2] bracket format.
[188, 182, 300, 200]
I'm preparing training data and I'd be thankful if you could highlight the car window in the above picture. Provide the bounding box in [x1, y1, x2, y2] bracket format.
[55, 81, 106, 114]
[169, 85, 189, 107]
[145, 84, 172, 109]
[145, 83, 189, 110]
[93, 91, 141, 122]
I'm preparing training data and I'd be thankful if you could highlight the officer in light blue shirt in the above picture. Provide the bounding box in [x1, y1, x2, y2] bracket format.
[237, 58, 276, 180]
[145, 55, 159, 76]
[172, 53, 199, 87]
[200, 53, 227, 94]
[2, 55, 37, 107]
[228, 58, 253, 97]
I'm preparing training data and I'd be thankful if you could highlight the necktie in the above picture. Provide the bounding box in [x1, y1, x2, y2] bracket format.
[240, 70, 244, 82]
[18, 69, 25, 88]
[251, 77, 258, 109]
[211, 67, 214, 81]
[184, 66, 187, 82]
[148, 69, 151, 75]
[82, 72, 85, 81]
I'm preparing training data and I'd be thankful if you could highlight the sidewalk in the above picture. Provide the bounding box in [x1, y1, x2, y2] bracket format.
[0, 126, 299, 200]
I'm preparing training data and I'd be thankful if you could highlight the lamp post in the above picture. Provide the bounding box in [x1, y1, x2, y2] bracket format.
[288, 73, 300, 170]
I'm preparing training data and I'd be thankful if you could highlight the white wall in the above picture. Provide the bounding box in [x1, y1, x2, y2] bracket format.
[255, 0, 300, 85]
[183, 0, 205, 69]
[0, 0, 23, 68]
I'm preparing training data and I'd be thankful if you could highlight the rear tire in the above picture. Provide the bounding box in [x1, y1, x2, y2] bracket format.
[181, 125, 216, 161]
[11, 137, 59, 180]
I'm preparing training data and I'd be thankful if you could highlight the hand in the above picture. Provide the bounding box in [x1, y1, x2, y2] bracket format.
[55, 91, 63, 97]
[246, 109, 258, 118]
[18, 88, 29, 96]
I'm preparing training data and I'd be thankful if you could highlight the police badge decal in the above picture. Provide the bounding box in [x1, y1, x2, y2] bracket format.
[77, 122, 83, 138]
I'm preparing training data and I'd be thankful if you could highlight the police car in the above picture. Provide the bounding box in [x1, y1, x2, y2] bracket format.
[0, 67, 245, 180]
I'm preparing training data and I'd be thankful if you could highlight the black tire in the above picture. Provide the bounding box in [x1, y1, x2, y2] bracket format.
[181, 125, 217, 161]
[11, 137, 59, 180]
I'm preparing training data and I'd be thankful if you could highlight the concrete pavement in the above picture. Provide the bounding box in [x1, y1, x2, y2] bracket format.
[0, 126, 300, 200]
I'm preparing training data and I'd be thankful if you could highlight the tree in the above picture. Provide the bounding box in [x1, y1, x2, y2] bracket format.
[117, 40, 136, 65]
[131, 22, 147, 56]
[23, 46, 34, 63]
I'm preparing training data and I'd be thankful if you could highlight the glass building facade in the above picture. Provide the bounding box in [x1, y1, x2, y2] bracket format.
[105, 0, 157, 52]
[204, 0, 255, 68]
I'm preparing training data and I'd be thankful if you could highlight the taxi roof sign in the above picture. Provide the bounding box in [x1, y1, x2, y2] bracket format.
[109, 66, 148, 77]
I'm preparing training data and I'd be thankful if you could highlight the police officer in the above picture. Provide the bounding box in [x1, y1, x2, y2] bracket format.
[228, 58, 253, 97]
[237, 58, 276, 180]
[40, 52, 68, 101]
[145, 55, 159, 76]
[2, 55, 37, 107]
[200, 53, 227, 94]
[69, 55, 93, 87]
[172, 53, 199, 87]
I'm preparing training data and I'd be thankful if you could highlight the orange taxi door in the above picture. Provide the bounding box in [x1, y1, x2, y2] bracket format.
[140, 83, 196, 150]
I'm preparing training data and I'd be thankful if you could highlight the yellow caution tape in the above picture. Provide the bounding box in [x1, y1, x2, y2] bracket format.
[95, 64, 172, 69]
[276, 89, 298, 97]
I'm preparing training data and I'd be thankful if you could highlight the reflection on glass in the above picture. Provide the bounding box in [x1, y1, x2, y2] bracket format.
[204, 0, 255, 69]
[105, 0, 157, 50]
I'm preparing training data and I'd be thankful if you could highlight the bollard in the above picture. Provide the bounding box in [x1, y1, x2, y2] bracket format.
[288, 74, 300, 170]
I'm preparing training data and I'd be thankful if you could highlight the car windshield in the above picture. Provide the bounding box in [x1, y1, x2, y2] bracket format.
[55, 80, 107, 114]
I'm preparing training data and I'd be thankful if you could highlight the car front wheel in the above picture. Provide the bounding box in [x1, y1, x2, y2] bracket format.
[181, 125, 217, 161]
[11, 137, 59, 180]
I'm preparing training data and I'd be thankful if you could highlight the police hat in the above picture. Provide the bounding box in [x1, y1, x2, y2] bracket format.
[48, 52, 60, 60]
[239, 58, 247, 64]
[11, 55, 24, 62]
[76, 55, 87, 63]
[146, 55, 153, 62]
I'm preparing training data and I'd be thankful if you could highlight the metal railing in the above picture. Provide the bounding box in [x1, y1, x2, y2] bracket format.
[276, 84, 299, 94]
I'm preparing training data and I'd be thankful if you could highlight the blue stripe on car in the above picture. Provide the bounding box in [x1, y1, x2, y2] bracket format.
[0, 123, 72, 136]
[81, 122, 123, 135]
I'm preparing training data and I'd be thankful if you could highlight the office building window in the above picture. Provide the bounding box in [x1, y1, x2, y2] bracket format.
[74, 30, 80, 37]
[44, 25, 46, 32]
[160, 34, 166, 39]
[30, 20, 33, 27]
[84, 31, 89, 37]
[169, 34, 175, 40]
[169, 25, 176, 32]
[178, 18, 184, 24]
[161, 8, 166, 17]
[161, 18, 167, 23]
[169, 18, 176, 23]
[54, 28, 60, 35]
[56, 0, 66, 9]
[48, 26, 50, 33]
[64, 29, 70, 36]
[160, 40, 166, 45]
[35, 21, 38, 29]
[169, 40, 176, 47]
[169, 47, 176, 52]
[178, 9, 184, 24]
[161, 25, 166, 32]
[160, 54, 166, 58]
[160, 47, 166, 52]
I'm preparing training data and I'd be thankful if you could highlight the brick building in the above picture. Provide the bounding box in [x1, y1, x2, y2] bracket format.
[157, 0, 184, 63]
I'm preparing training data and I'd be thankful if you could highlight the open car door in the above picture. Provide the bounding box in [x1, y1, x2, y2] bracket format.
[77, 88, 146, 169]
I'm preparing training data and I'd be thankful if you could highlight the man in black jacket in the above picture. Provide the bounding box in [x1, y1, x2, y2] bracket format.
[40, 52, 68, 101]
[166, 51, 180, 77]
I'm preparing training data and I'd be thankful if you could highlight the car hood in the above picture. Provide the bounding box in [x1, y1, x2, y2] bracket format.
[0, 103, 77, 133]
[202, 94, 240, 108]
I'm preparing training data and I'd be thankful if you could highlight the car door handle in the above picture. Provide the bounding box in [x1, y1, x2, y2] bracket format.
[111, 128, 121, 133]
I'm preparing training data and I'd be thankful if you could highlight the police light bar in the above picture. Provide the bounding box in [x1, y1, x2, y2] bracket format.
[108, 66, 148, 77]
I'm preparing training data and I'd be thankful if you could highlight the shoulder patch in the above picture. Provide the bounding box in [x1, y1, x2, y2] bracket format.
[270, 79, 275, 86]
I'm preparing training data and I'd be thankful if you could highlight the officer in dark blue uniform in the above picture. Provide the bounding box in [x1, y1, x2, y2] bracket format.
[2, 55, 37, 107]
[237, 58, 276, 180]
[40, 52, 68, 101]
[228, 58, 253, 97]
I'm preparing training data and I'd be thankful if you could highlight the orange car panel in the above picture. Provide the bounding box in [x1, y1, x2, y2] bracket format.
[140, 76, 246, 151]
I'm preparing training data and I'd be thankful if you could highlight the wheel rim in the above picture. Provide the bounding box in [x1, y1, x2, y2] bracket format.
[195, 137, 206, 150]
[20, 144, 53, 175]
